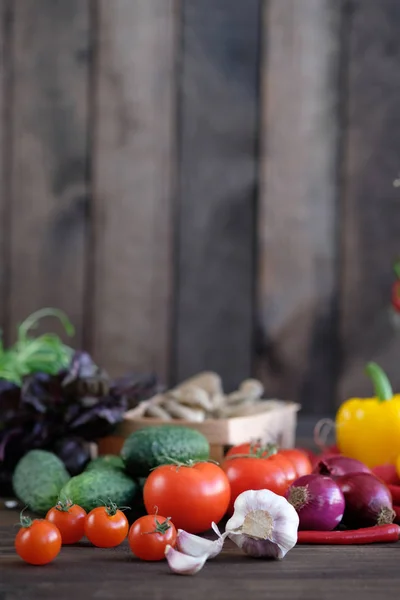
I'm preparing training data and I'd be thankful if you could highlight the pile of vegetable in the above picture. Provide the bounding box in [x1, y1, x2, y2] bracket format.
[0, 308, 160, 493]
[10, 422, 308, 571]
[9, 356, 400, 573]
[10, 411, 400, 573]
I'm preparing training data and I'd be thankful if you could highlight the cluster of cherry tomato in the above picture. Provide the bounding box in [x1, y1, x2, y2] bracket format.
[14, 445, 313, 566]
[15, 498, 179, 566]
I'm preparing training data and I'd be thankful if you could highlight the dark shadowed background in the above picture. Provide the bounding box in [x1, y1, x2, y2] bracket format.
[1, 0, 400, 421]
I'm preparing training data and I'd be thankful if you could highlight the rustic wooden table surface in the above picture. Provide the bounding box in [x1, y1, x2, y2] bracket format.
[1, 507, 400, 600]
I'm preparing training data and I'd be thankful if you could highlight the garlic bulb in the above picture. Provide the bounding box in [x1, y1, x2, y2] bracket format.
[225, 489, 299, 559]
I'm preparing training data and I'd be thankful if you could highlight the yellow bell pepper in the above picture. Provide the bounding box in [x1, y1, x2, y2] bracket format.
[336, 362, 400, 468]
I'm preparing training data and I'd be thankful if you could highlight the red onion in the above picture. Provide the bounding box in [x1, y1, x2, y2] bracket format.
[336, 472, 395, 527]
[286, 474, 345, 531]
[314, 455, 371, 477]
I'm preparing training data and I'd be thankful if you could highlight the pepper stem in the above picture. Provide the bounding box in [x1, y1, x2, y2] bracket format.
[365, 362, 393, 402]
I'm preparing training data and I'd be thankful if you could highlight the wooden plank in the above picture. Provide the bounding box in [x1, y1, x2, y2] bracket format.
[91, 0, 177, 380]
[0, 0, 7, 340]
[175, 0, 260, 391]
[338, 0, 400, 402]
[8, 0, 90, 346]
[3, 509, 400, 600]
[256, 0, 341, 414]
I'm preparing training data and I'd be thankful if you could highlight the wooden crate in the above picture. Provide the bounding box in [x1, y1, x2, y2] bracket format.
[98, 372, 301, 462]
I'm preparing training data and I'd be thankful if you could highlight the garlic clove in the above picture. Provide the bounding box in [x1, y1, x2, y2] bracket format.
[165, 545, 208, 575]
[225, 489, 299, 560]
[176, 522, 228, 558]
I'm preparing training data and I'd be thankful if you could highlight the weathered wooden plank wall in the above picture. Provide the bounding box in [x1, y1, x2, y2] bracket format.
[7, 0, 90, 347]
[175, 0, 260, 391]
[1, 0, 400, 416]
[0, 0, 7, 342]
[256, 0, 341, 415]
[339, 0, 400, 401]
[91, 0, 177, 381]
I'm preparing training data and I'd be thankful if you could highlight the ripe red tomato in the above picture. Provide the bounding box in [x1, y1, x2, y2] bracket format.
[143, 462, 230, 534]
[85, 504, 129, 548]
[222, 454, 289, 514]
[46, 501, 87, 544]
[226, 443, 297, 488]
[278, 449, 312, 479]
[15, 517, 62, 565]
[128, 514, 177, 561]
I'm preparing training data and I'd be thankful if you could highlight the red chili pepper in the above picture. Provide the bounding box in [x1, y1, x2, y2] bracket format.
[297, 524, 400, 545]
[387, 484, 400, 504]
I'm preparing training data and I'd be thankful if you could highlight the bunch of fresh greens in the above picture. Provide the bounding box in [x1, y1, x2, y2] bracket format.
[0, 308, 74, 385]
[0, 308, 161, 494]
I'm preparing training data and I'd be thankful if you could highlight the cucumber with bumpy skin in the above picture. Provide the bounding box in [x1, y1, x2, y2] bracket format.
[12, 450, 70, 515]
[85, 455, 125, 473]
[59, 469, 137, 513]
[121, 425, 210, 477]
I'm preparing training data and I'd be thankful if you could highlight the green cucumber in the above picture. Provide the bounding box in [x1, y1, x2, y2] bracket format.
[85, 455, 125, 473]
[121, 425, 210, 477]
[12, 450, 70, 515]
[59, 469, 137, 513]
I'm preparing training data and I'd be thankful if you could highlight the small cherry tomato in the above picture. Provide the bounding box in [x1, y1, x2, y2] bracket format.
[15, 514, 62, 565]
[85, 502, 129, 548]
[144, 462, 230, 534]
[46, 499, 87, 544]
[128, 514, 177, 561]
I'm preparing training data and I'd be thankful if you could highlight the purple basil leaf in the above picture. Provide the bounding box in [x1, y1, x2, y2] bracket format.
[110, 372, 161, 409]
[0, 380, 21, 426]
[67, 393, 128, 439]
[62, 351, 110, 397]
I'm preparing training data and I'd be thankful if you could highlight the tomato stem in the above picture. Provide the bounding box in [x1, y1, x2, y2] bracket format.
[143, 516, 172, 536]
[98, 498, 120, 516]
[153, 457, 220, 470]
[55, 498, 74, 512]
[19, 507, 32, 529]
[226, 443, 278, 461]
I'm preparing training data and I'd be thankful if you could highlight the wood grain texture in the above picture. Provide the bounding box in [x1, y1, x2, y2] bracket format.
[338, 0, 400, 403]
[2, 510, 400, 600]
[91, 0, 177, 381]
[175, 0, 260, 391]
[8, 0, 90, 346]
[256, 0, 341, 414]
[0, 0, 6, 340]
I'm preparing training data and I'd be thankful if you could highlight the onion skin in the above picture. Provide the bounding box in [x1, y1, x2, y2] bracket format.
[286, 474, 345, 531]
[314, 455, 371, 478]
[336, 472, 395, 527]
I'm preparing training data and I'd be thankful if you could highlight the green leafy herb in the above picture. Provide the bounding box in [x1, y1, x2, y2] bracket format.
[0, 308, 74, 385]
